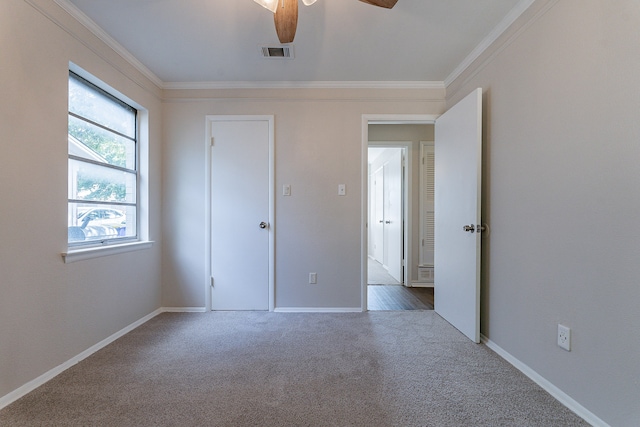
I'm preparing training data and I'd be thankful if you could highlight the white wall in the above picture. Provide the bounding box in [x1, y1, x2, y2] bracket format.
[161, 89, 445, 309]
[0, 0, 163, 400]
[448, 0, 640, 425]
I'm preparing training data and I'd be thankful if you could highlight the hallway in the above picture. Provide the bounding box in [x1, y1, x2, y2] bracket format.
[368, 259, 433, 311]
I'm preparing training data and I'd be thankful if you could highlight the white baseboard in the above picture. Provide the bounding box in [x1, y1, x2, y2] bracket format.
[0, 308, 163, 411]
[409, 281, 434, 288]
[274, 307, 363, 313]
[162, 307, 207, 313]
[481, 334, 609, 427]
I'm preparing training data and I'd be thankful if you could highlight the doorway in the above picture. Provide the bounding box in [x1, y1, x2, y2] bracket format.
[365, 129, 435, 311]
[361, 116, 439, 312]
[362, 89, 483, 341]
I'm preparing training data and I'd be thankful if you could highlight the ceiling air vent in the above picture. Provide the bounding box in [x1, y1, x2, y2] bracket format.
[261, 45, 294, 59]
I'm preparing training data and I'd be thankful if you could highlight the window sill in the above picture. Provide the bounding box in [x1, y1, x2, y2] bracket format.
[62, 241, 154, 263]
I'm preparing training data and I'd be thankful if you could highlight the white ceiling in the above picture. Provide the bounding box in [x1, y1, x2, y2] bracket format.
[64, 0, 526, 86]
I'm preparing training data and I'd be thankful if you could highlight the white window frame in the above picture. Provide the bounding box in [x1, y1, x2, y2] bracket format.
[62, 65, 152, 263]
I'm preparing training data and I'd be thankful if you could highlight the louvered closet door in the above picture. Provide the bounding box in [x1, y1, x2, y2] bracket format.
[420, 143, 435, 268]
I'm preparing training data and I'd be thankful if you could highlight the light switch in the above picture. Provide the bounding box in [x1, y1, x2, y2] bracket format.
[283, 184, 291, 196]
[338, 184, 346, 196]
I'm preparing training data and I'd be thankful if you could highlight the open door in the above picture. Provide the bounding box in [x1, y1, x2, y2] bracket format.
[434, 88, 482, 343]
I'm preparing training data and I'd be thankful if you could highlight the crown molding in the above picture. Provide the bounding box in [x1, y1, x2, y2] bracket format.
[444, 0, 536, 88]
[162, 80, 445, 91]
[53, 0, 163, 88]
[53, 1, 442, 92]
[53, 0, 532, 94]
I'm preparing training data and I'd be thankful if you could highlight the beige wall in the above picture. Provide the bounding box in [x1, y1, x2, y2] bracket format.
[4, 0, 637, 424]
[448, 0, 640, 425]
[161, 89, 444, 309]
[0, 0, 163, 399]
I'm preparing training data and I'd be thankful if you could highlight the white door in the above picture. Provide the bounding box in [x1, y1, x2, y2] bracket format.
[210, 118, 271, 310]
[372, 167, 384, 263]
[434, 88, 482, 343]
[384, 150, 403, 282]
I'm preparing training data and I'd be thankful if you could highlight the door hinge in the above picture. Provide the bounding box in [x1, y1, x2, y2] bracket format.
[210, 276, 214, 287]
[210, 137, 215, 146]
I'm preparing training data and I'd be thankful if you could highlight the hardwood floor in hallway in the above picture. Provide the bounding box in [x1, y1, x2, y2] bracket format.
[368, 285, 434, 311]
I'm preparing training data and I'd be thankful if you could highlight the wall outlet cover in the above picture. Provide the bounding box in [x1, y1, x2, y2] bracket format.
[558, 324, 571, 351]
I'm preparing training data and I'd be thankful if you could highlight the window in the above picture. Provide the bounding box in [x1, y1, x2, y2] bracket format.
[68, 72, 138, 246]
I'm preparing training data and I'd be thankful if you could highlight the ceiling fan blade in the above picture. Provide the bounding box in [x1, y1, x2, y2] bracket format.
[358, 0, 398, 8]
[274, 0, 298, 43]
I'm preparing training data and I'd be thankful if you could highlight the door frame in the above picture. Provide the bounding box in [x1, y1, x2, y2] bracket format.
[361, 115, 439, 311]
[205, 115, 275, 312]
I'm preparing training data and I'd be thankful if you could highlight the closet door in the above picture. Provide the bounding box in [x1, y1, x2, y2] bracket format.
[420, 142, 435, 269]
[384, 150, 403, 283]
[372, 166, 384, 264]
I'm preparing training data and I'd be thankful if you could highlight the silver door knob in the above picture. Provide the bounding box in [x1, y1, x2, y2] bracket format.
[463, 224, 475, 233]
[385, 220, 391, 224]
[259, 222, 268, 229]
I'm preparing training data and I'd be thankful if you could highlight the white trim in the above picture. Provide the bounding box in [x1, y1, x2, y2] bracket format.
[361, 115, 439, 311]
[0, 308, 163, 411]
[363, 114, 440, 125]
[444, 0, 536, 87]
[163, 81, 445, 91]
[161, 307, 207, 313]
[274, 307, 363, 313]
[204, 116, 275, 312]
[481, 334, 610, 427]
[62, 241, 154, 263]
[410, 282, 434, 288]
[53, 0, 163, 88]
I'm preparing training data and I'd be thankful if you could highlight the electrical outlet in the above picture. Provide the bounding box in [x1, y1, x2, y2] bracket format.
[309, 273, 317, 284]
[557, 324, 571, 351]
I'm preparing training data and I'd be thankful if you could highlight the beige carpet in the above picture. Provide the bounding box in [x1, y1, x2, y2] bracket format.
[0, 311, 589, 426]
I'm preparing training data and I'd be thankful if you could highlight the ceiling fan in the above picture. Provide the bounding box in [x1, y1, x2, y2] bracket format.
[254, 0, 398, 44]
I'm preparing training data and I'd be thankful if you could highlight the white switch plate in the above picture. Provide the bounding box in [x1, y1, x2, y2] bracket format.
[309, 273, 317, 284]
[338, 184, 346, 196]
[283, 184, 291, 196]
